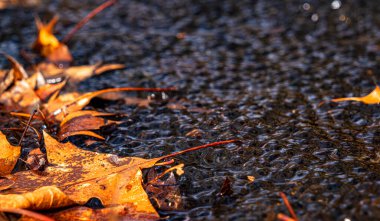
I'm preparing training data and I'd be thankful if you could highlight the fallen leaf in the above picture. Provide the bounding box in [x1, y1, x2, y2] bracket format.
[0, 0, 41, 9]
[0, 79, 40, 112]
[0, 56, 172, 114]
[0, 69, 14, 94]
[59, 110, 116, 126]
[35, 79, 67, 101]
[0, 131, 162, 218]
[32, 16, 72, 65]
[0, 133, 236, 219]
[64, 63, 125, 83]
[37, 62, 125, 83]
[4, 54, 28, 81]
[331, 85, 380, 104]
[0, 131, 21, 176]
[58, 114, 120, 141]
[0, 54, 28, 94]
[44, 87, 176, 121]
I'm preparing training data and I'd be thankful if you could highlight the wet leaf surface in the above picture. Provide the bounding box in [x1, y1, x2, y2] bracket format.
[0, 131, 161, 218]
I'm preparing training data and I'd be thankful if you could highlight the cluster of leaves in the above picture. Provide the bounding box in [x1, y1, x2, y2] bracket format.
[0, 3, 235, 221]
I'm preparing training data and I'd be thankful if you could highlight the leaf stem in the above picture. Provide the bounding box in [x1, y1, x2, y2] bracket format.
[62, 0, 117, 43]
[162, 140, 238, 159]
[279, 192, 298, 221]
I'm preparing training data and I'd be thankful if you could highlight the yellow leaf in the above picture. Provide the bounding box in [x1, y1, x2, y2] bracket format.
[1, 131, 161, 217]
[0, 132, 21, 176]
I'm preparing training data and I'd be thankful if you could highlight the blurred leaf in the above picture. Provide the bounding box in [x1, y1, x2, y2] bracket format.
[0, 0, 40, 9]
[32, 16, 72, 66]
[331, 85, 380, 104]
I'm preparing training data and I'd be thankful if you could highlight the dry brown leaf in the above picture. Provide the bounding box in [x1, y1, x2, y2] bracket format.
[0, 131, 21, 176]
[35, 79, 67, 101]
[0, 69, 14, 94]
[60, 115, 119, 134]
[4, 54, 28, 81]
[60, 110, 116, 126]
[58, 112, 119, 140]
[0, 80, 40, 112]
[0, 56, 172, 115]
[0, 54, 28, 94]
[37, 61, 125, 84]
[331, 85, 380, 104]
[44, 87, 176, 121]
[0, 56, 45, 112]
[64, 63, 125, 83]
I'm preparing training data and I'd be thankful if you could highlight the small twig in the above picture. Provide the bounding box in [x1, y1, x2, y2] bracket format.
[0, 208, 54, 221]
[18, 108, 37, 146]
[20, 121, 41, 141]
[37, 107, 51, 131]
[279, 192, 298, 221]
[163, 140, 238, 159]
[62, 0, 117, 43]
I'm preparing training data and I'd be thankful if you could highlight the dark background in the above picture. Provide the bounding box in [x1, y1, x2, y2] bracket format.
[1, 0, 380, 220]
